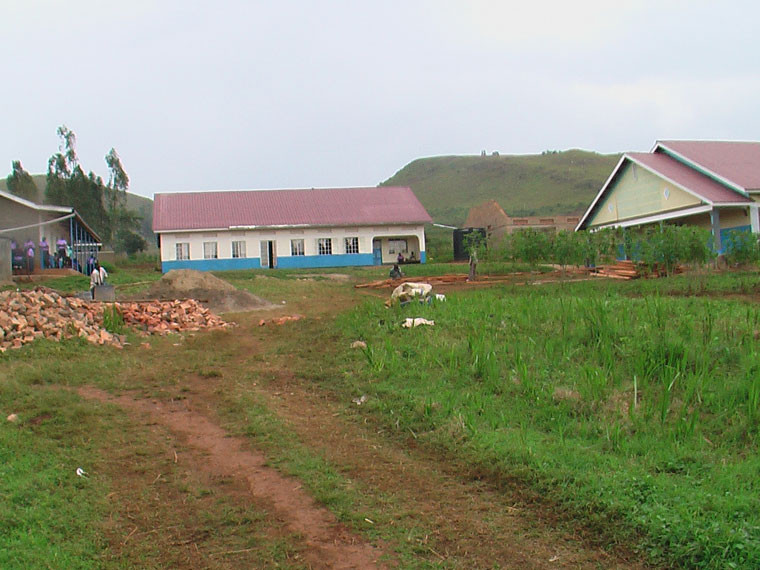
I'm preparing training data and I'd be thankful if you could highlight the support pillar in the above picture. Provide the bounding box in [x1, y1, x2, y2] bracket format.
[710, 209, 722, 252]
[750, 204, 760, 234]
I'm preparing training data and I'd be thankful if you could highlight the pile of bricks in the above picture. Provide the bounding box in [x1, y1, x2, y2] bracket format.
[118, 299, 231, 334]
[0, 289, 232, 353]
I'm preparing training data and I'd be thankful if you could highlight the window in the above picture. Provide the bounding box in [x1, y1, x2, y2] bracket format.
[291, 239, 304, 256]
[388, 239, 407, 254]
[317, 238, 332, 255]
[232, 240, 246, 258]
[203, 241, 218, 259]
[344, 237, 359, 254]
[176, 242, 190, 260]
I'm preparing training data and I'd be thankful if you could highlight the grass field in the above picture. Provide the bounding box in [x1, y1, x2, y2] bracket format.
[332, 274, 760, 567]
[2, 264, 759, 567]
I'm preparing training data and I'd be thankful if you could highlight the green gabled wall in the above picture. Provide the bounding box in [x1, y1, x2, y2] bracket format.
[587, 160, 702, 227]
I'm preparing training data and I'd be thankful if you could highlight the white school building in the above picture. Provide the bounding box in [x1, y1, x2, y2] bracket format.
[152, 186, 432, 272]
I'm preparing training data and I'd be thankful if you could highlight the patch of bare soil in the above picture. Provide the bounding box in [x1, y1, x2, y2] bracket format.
[144, 269, 275, 313]
[79, 386, 386, 569]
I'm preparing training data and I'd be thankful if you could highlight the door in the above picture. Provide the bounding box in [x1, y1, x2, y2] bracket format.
[260, 240, 276, 268]
[372, 239, 382, 265]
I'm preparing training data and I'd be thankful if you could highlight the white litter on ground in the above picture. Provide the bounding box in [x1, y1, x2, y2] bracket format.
[402, 317, 435, 328]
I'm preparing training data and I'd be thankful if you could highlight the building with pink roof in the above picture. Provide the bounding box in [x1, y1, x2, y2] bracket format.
[152, 186, 432, 272]
[576, 140, 760, 252]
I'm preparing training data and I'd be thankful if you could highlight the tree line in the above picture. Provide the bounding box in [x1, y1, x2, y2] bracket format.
[5, 126, 147, 255]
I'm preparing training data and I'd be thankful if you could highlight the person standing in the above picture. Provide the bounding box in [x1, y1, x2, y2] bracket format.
[56, 237, 67, 268]
[24, 239, 35, 274]
[90, 262, 103, 300]
[39, 237, 50, 269]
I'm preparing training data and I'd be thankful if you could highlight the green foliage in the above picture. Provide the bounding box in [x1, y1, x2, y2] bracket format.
[0, 381, 115, 568]
[102, 304, 125, 334]
[724, 229, 760, 266]
[492, 225, 716, 272]
[42, 125, 143, 250]
[381, 150, 620, 226]
[335, 278, 760, 567]
[6, 160, 38, 200]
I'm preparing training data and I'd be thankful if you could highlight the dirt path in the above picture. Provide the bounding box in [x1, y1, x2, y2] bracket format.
[75, 276, 650, 568]
[78, 386, 387, 569]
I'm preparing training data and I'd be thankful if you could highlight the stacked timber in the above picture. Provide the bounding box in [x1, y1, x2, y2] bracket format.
[593, 260, 641, 280]
[0, 289, 232, 353]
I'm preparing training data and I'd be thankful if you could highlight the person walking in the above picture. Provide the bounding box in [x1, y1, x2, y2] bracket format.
[90, 262, 103, 300]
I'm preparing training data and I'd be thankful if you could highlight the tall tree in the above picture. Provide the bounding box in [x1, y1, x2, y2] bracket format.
[42, 125, 142, 251]
[6, 160, 39, 201]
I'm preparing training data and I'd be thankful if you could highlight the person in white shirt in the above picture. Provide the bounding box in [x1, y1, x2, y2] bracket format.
[90, 262, 104, 300]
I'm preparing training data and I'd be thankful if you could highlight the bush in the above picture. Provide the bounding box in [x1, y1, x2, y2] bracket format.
[724, 229, 760, 266]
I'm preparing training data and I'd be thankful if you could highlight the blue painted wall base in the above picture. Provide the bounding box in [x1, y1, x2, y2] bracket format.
[161, 251, 426, 272]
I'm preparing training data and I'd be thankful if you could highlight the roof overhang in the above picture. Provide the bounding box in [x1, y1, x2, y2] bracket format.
[155, 221, 427, 234]
[587, 204, 713, 230]
[575, 154, 631, 231]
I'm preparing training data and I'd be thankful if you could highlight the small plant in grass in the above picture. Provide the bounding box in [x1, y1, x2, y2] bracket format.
[102, 303, 125, 334]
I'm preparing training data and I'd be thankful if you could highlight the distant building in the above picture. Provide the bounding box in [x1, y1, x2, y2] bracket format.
[152, 186, 432, 272]
[0, 189, 101, 275]
[576, 140, 760, 252]
[464, 200, 579, 243]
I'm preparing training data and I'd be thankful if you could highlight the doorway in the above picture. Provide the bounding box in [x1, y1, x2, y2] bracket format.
[372, 239, 382, 265]
[260, 240, 276, 268]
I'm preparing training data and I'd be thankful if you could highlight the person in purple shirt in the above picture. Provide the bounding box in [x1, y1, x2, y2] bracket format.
[39, 236, 50, 269]
[24, 239, 35, 274]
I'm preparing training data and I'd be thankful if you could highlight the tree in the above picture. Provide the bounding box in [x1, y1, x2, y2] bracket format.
[6, 160, 38, 201]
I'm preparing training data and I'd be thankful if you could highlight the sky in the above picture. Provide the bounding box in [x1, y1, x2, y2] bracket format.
[2, 0, 759, 200]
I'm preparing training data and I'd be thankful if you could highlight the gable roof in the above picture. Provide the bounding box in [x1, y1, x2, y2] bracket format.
[152, 186, 432, 232]
[627, 152, 752, 204]
[655, 140, 760, 192]
[576, 146, 754, 231]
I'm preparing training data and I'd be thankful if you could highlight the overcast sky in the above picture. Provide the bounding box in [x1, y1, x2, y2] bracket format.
[2, 0, 759, 199]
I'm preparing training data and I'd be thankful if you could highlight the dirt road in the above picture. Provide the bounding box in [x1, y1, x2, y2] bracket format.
[77, 280, 647, 568]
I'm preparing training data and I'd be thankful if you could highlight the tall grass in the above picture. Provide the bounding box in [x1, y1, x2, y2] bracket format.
[335, 280, 760, 568]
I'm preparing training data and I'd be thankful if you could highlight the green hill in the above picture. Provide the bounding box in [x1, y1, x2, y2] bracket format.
[1, 174, 154, 243]
[381, 149, 620, 226]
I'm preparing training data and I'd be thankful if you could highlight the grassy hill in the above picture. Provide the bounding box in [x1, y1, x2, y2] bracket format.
[0, 174, 155, 243]
[381, 149, 620, 226]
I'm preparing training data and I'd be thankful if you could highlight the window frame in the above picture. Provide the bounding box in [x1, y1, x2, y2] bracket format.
[203, 241, 218, 259]
[176, 242, 190, 260]
[231, 240, 247, 258]
[317, 238, 332, 255]
[388, 239, 407, 255]
[291, 238, 305, 256]
[344, 236, 359, 254]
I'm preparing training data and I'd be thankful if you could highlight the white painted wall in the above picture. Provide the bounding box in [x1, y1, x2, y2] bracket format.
[159, 224, 426, 262]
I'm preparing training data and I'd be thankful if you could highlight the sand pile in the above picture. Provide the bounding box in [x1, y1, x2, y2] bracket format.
[145, 269, 273, 313]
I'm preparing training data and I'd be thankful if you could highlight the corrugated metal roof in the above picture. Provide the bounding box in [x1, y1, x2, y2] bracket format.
[628, 152, 753, 204]
[152, 186, 432, 232]
[656, 140, 760, 191]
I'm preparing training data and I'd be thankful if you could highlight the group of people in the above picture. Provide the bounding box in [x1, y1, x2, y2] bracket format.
[10, 236, 73, 273]
[396, 251, 417, 264]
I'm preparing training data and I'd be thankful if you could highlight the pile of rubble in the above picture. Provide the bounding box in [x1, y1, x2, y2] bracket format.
[0, 288, 232, 353]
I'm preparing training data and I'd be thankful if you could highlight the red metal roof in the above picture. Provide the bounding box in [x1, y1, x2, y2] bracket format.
[628, 152, 752, 204]
[152, 186, 432, 232]
[656, 140, 760, 191]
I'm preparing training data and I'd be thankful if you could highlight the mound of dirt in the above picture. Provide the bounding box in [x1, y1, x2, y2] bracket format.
[145, 269, 274, 313]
